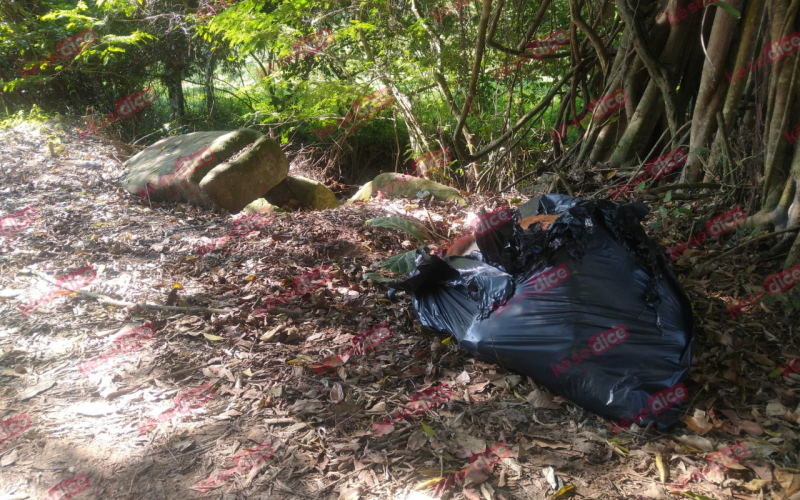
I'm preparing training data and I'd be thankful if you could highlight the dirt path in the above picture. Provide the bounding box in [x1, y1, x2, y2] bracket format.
[0, 120, 797, 500]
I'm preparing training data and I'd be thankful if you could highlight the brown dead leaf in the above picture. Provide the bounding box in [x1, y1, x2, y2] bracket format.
[330, 382, 344, 404]
[766, 400, 789, 418]
[721, 409, 764, 436]
[676, 435, 714, 451]
[1, 450, 19, 467]
[742, 461, 773, 481]
[338, 486, 362, 500]
[682, 411, 714, 435]
[742, 478, 770, 492]
[454, 431, 486, 454]
[775, 469, 800, 498]
[531, 438, 570, 450]
[751, 352, 776, 367]
[526, 388, 560, 409]
[408, 429, 428, 451]
[469, 381, 491, 394]
[291, 399, 323, 413]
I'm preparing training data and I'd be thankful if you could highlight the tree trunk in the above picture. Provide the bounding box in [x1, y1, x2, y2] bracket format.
[205, 51, 217, 118]
[562, 0, 800, 268]
[164, 63, 186, 124]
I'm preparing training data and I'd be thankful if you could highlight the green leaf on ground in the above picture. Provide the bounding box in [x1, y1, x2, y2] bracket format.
[379, 250, 417, 274]
[366, 217, 431, 244]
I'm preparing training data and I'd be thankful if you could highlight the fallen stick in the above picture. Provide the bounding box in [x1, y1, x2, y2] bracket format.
[21, 269, 230, 315]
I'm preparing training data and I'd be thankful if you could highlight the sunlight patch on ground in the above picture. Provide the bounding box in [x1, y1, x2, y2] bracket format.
[401, 491, 438, 500]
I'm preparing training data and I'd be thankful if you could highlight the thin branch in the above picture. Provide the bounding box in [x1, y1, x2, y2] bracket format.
[647, 182, 722, 194]
[23, 269, 231, 315]
[689, 225, 800, 278]
[615, 0, 680, 139]
[452, 0, 493, 162]
[569, 0, 610, 74]
[454, 58, 587, 163]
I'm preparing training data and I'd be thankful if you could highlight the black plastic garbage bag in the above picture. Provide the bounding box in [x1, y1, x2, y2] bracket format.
[391, 194, 694, 430]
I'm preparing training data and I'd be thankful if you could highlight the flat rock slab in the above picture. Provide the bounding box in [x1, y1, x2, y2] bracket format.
[264, 176, 338, 211]
[122, 129, 285, 211]
[346, 173, 467, 206]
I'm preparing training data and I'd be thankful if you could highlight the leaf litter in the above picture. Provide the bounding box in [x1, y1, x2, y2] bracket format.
[0, 120, 797, 499]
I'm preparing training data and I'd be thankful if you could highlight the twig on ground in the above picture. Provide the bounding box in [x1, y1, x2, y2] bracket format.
[21, 269, 230, 315]
[690, 225, 800, 278]
[647, 183, 721, 195]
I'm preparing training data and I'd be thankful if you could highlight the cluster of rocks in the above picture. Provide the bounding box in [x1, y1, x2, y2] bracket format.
[122, 129, 466, 213]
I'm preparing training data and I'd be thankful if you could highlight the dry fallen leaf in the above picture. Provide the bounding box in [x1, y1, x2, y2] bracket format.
[775, 469, 800, 498]
[655, 454, 668, 483]
[407, 429, 428, 451]
[526, 389, 560, 409]
[0, 449, 19, 467]
[676, 435, 714, 452]
[330, 383, 345, 404]
[682, 411, 714, 435]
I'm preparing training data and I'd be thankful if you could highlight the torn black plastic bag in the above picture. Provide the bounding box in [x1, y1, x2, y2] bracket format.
[392, 195, 694, 429]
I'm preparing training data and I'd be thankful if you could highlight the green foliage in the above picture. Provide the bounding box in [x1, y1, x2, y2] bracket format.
[0, 106, 53, 130]
[378, 250, 418, 275]
[0, 0, 597, 181]
[366, 217, 431, 244]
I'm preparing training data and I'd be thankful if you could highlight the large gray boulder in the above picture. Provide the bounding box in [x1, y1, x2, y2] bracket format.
[346, 173, 467, 206]
[122, 129, 289, 212]
[199, 136, 289, 212]
[264, 176, 338, 211]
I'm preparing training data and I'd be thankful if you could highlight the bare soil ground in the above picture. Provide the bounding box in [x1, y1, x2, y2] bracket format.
[0, 120, 798, 500]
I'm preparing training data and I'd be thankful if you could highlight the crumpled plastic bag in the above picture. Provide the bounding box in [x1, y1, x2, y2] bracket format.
[391, 194, 694, 429]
